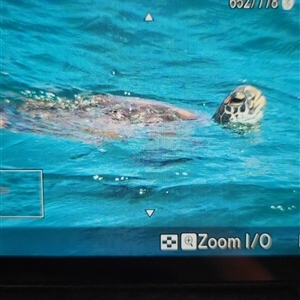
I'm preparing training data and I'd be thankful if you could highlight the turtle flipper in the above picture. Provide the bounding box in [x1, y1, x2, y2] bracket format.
[0, 104, 14, 129]
[175, 108, 197, 120]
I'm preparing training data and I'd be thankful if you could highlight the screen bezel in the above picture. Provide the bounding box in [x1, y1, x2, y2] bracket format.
[1, 256, 299, 286]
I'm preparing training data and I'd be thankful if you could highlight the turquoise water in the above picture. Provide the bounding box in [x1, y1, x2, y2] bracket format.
[0, 0, 299, 255]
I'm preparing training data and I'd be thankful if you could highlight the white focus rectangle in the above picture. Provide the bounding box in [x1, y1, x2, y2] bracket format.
[0, 169, 44, 218]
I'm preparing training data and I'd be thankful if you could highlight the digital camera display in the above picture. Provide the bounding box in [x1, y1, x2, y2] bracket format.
[0, 0, 299, 258]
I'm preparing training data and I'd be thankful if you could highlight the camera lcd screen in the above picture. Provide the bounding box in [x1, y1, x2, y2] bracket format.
[0, 0, 299, 283]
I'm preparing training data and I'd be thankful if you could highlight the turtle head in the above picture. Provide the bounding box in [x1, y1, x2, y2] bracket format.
[212, 85, 266, 124]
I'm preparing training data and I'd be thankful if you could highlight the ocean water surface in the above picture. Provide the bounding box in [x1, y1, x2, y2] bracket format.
[0, 0, 299, 255]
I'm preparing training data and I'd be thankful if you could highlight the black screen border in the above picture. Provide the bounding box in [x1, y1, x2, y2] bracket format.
[1, 256, 299, 286]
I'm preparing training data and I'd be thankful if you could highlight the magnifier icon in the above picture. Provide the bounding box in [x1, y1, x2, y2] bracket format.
[184, 235, 194, 247]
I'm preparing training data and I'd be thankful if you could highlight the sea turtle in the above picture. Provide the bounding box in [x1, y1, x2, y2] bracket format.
[0, 85, 266, 141]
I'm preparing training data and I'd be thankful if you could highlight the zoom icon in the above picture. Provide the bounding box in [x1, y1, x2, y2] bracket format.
[181, 233, 197, 250]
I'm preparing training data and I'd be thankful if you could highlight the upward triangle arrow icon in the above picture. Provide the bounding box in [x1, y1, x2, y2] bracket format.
[144, 13, 154, 22]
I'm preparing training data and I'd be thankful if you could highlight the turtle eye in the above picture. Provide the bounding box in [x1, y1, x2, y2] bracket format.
[231, 97, 244, 103]
[230, 91, 245, 104]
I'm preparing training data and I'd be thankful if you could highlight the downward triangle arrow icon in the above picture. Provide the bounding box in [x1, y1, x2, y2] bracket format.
[145, 209, 155, 217]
